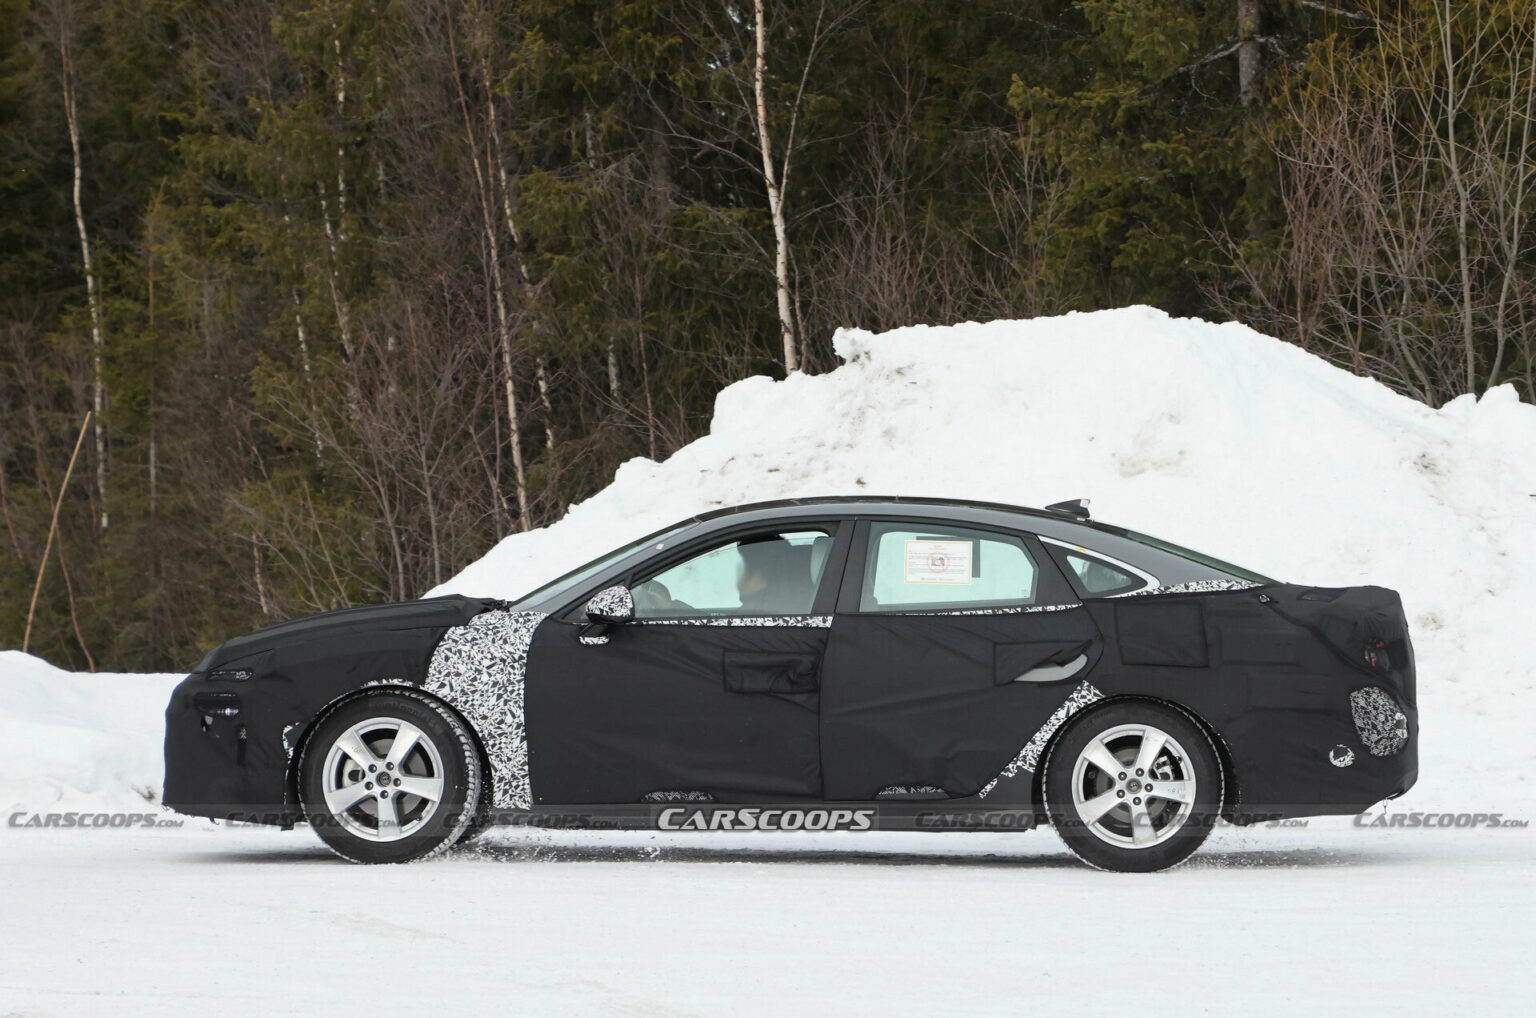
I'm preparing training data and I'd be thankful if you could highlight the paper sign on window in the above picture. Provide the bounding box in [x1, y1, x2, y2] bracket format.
[903, 539, 972, 585]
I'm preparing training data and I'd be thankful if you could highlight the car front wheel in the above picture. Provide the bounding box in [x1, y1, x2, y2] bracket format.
[1043, 701, 1223, 872]
[299, 690, 482, 864]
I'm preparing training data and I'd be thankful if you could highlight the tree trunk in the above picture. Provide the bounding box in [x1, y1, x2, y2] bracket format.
[290, 283, 325, 459]
[59, 29, 107, 531]
[252, 537, 272, 619]
[489, 85, 556, 452]
[1487, 23, 1536, 390]
[447, 14, 530, 529]
[23, 412, 90, 653]
[0, 461, 23, 559]
[1237, 0, 1261, 109]
[319, 22, 355, 362]
[1434, 2, 1478, 394]
[754, 0, 799, 374]
[418, 440, 442, 587]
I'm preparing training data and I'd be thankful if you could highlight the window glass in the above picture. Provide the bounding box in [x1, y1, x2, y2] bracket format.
[859, 523, 1037, 612]
[1113, 528, 1275, 584]
[632, 530, 832, 618]
[1063, 551, 1143, 595]
[517, 520, 697, 607]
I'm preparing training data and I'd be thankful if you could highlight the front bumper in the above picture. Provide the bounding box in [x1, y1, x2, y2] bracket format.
[163, 673, 301, 825]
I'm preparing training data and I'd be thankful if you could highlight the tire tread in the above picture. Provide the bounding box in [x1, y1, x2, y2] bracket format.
[297, 688, 483, 864]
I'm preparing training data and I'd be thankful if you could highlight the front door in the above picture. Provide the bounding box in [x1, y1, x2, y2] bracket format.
[818, 519, 1103, 801]
[525, 522, 849, 805]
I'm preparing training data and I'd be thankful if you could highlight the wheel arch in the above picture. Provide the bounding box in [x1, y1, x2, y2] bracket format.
[284, 683, 496, 816]
[1027, 693, 1237, 814]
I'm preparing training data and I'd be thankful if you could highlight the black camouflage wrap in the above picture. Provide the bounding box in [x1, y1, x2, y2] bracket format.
[163, 596, 498, 821]
[165, 512, 1417, 831]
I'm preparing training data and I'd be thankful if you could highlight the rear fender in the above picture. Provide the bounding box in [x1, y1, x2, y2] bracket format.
[1027, 694, 1236, 816]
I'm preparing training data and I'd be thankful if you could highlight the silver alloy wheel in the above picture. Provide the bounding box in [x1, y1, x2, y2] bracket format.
[1070, 722, 1197, 849]
[321, 717, 446, 843]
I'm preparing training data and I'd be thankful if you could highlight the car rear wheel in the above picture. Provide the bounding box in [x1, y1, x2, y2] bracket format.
[1043, 701, 1222, 872]
[299, 691, 482, 864]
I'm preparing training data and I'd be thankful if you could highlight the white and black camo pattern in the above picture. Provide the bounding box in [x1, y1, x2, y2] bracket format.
[584, 584, 635, 620]
[281, 722, 301, 760]
[1329, 745, 1355, 767]
[875, 784, 947, 798]
[977, 680, 1105, 798]
[423, 609, 547, 809]
[636, 615, 832, 628]
[914, 602, 1079, 616]
[1114, 579, 1261, 597]
[641, 790, 715, 802]
[1350, 686, 1409, 757]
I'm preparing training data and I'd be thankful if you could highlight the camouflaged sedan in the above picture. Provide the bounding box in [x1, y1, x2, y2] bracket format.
[164, 496, 1417, 871]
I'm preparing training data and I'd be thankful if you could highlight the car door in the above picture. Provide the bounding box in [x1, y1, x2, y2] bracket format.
[818, 518, 1104, 801]
[524, 521, 851, 805]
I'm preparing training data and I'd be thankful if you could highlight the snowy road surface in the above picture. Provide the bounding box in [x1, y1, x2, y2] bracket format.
[3, 819, 1531, 1016]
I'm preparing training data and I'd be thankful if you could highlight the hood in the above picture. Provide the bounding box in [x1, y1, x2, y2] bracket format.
[195, 595, 501, 672]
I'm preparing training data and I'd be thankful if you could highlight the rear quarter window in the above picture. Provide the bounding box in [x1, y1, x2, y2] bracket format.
[1044, 543, 1149, 597]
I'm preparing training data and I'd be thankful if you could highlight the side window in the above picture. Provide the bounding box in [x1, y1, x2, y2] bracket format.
[858, 523, 1038, 612]
[1056, 548, 1147, 596]
[632, 529, 833, 618]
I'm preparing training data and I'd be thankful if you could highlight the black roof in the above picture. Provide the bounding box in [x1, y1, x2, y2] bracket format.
[694, 495, 1079, 525]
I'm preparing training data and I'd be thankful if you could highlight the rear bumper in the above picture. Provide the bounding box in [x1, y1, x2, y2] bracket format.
[1228, 584, 1419, 821]
[1227, 712, 1416, 823]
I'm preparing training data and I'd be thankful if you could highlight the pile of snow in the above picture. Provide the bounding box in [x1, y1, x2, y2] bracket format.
[0, 650, 181, 813]
[436, 306, 1536, 809]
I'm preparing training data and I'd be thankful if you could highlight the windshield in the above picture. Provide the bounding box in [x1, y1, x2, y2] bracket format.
[511, 519, 700, 607]
[1115, 527, 1276, 584]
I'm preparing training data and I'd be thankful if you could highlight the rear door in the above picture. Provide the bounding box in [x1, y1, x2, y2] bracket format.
[525, 521, 850, 805]
[818, 518, 1103, 800]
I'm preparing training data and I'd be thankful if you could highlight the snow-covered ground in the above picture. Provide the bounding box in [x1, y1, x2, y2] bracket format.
[3, 821, 1532, 1015]
[3, 307, 1534, 1014]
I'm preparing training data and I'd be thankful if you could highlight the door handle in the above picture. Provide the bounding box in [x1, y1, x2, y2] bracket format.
[1011, 653, 1088, 684]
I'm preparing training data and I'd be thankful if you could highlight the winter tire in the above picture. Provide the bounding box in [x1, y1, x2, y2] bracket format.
[455, 797, 499, 848]
[299, 690, 482, 864]
[1043, 701, 1223, 872]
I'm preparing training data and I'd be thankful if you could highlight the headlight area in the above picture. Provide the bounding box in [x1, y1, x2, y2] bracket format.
[192, 689, 243, 719]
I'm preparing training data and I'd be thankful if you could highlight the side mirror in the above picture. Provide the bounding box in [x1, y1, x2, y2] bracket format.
[584, 584, 636, 625]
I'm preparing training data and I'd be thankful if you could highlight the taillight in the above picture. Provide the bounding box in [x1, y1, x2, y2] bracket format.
[1364, 639, 1390, 671]
[1350, 687, 1408, 757]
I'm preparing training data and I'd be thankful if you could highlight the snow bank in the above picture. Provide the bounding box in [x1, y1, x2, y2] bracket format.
[435, 306, 1536, 808]
[440, 308, 1536, 605]
[0, 650, 181, 812]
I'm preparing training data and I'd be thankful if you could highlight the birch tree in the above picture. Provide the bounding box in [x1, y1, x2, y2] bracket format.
[446, 2, 529, 530]
[752, 0, 797, 372]
[53, 5, 108, 530]
[650, 0, 863, 375]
